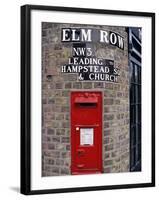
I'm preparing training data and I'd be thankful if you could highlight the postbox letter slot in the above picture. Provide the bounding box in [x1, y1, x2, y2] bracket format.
[76, 102, 97, 107]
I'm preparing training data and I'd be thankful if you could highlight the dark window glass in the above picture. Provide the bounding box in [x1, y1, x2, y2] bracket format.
[132, 65, 135, 83]
[138, 124, 141, 141]
[132, 37, 141, 53]
[138, 86, 141, 103]
[138, 67, 141, 84]
[133, 147, 136, 166]
[133, 126, 136, 146]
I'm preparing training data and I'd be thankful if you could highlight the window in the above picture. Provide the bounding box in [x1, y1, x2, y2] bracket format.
[129, 28, 142, 171]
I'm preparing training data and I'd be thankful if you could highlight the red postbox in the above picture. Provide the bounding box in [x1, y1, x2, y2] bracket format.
[71, 91, 102, 174]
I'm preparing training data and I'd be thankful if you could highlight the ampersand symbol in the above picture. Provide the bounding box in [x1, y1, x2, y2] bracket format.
[78, 73, 84, 81]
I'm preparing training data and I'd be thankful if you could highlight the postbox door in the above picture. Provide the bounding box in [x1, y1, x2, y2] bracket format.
[71, 92, 102, 174]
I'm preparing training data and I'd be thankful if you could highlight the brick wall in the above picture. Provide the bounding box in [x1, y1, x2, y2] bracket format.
[42, 22, 129, 176]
